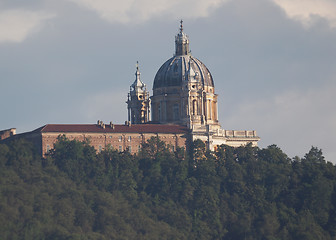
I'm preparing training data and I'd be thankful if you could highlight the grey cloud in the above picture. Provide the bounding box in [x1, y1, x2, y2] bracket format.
[1, 0, 335, 162]
[0, 0, 46, 10]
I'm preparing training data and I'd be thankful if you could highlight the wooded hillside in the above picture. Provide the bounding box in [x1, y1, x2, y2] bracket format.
[0, 136, 335, 239]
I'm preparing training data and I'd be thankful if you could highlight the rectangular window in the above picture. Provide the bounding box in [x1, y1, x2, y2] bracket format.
[128, 146, 132, 153]
[128, 136, 131, 142]
[118, 136, 122, 142]
[99, 145, 102, 152]
[138, 145, 141, 152]
[46, 145, 50, 152]
[119, 145, 122, 152]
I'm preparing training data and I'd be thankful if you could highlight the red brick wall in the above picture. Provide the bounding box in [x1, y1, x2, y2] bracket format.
[41, 132, 188, 156]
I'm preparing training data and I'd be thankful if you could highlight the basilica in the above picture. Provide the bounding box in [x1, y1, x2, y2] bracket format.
[126, 21, 259, 151]
[1, 21, 259, 156]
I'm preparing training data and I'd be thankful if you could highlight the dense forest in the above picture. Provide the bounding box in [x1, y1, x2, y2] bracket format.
[0, 136, 336, 240]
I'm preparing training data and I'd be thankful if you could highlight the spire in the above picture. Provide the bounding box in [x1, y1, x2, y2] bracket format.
[175, 20, 190, 56]
[180, 19, 183, 33]
[131, 61, 145, 91]
[135, 61, 140, 80]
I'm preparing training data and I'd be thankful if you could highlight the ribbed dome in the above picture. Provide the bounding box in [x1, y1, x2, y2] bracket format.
[153, 21, 214, 90]
[150, 21, 219, 128]
[153, 55, 214, 89]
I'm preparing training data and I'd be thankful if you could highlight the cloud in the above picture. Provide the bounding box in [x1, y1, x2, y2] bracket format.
[66, 0, 230, 23]
[0, 10, 55, 43]
[223, 82, 336, 161]
[272, 0, 336, 28]
[80, 90, 127, 124]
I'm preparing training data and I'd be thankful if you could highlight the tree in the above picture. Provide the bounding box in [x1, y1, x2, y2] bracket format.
[1, 137, 336, 239]
[49, 135, 97, 183]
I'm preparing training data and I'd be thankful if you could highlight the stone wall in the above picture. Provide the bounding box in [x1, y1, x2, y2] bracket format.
[0, 128, 16, 140]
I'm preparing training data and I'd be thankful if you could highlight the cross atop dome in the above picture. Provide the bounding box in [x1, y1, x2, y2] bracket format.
[180, 19, 183, 33]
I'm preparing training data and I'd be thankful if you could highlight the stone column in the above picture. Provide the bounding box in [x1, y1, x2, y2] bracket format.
[208, 99, 212, 120]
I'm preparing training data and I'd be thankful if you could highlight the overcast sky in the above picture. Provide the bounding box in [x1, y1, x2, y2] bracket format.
[1, 0, 336, 162]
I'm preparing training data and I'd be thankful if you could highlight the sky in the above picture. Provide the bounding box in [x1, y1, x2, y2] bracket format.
[1, 0, 336, 162]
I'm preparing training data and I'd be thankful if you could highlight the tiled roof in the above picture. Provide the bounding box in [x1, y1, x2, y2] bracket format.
[40, 124, 189, 134]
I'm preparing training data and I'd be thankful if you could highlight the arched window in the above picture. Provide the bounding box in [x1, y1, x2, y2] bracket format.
[192, 100, 198, 115]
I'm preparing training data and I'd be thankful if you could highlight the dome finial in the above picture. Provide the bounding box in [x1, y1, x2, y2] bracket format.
[135, 61, 140, 78]
[180, 19, 183, 33]
[175, 20, 189, 56]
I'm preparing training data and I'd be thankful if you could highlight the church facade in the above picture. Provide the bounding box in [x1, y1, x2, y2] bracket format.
[2, 22, 259, 156]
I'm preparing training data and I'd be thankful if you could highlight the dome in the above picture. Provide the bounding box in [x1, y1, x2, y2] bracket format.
[153, 20, 214, 89]
[153, 55, 214, 89]
[150, 21, 219, 128]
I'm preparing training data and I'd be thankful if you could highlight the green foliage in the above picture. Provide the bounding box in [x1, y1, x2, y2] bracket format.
[1, 138, 336, 240]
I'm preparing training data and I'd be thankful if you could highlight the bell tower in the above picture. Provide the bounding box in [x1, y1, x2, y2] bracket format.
[127, 62, 150, 124]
